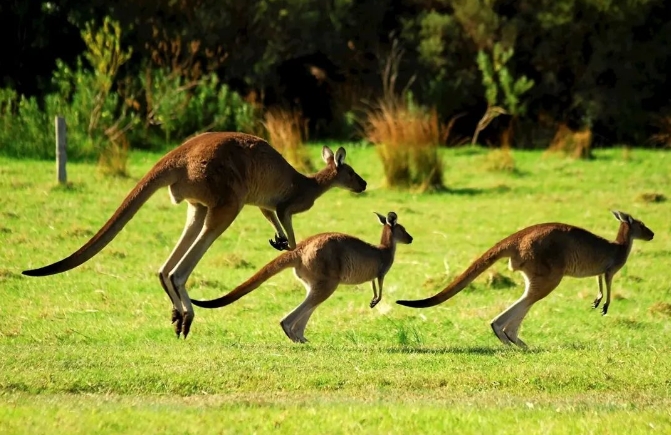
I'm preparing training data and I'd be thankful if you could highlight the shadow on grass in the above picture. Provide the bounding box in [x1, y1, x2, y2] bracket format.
[384, 345, 543, 355]
[429, 184, 514, 196]
[214, 341, 543, 355]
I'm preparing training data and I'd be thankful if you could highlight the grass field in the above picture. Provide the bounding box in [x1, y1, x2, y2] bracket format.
[1, 144, 670, 434]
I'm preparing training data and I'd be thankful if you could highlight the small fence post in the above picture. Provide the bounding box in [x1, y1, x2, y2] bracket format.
[55, 116, 67, 184]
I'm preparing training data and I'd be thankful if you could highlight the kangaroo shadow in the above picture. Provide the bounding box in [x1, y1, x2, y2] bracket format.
[435, 184, 514, 196]
[384, 345, 543, 355]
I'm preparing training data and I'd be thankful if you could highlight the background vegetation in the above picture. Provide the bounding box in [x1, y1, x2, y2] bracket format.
[2, 0, 671, 165]
[1, 145, 670, 433]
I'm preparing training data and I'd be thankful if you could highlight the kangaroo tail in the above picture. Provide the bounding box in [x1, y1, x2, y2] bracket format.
[396, 242, 514, 308]
[22, 164, 179, 277]
[191, 251, 301, 309]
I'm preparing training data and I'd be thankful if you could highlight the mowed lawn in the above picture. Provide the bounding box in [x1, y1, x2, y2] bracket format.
[1, 144, 670, 434]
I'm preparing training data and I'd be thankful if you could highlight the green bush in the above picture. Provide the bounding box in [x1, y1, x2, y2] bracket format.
[0, 15, 257, 162]
[139, 69, 259, 148]
[0, 59, 133, 161]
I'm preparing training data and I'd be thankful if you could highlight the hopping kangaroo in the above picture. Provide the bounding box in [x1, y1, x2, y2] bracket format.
[191, 212, 413, 343]
[22, 132, 367, 338]
[396, 211, 654, 347]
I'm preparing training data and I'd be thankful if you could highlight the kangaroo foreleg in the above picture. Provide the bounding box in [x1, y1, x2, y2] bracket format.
[277, 206, 297, 250]
[370, 276, 384, 308]
[260, 208, 289, 251]
[592, 275, 604, 309]
[602, 271, 615, 315]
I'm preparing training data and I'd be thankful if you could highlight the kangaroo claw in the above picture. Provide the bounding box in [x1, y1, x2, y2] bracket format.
[269, 234, 290, 251]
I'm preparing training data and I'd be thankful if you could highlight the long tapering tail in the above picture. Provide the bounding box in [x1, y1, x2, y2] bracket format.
[191, 251, 300, 309]
[22, 165, 179, 277]
[396, 242, 513, 308]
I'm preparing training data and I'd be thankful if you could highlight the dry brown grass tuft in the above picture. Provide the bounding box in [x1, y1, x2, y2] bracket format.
[98, 132, 130, 177]
[649, 302, 671, 317]
[263, 108, 312, 172]
[547, 123, 593, 159]
[483, 146, 517, 173]
[364, 98, 445, 191]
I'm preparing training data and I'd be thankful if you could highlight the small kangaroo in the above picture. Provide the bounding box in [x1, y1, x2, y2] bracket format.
[396, 211, 654, 348]
[190, 211, 413, 343]
[22, 132, 367, 338]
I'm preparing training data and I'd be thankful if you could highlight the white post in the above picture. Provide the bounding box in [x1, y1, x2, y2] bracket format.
[55, 116, 67, 184]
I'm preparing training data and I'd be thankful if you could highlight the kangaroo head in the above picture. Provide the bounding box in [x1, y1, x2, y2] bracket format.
[322, 146, 367, 193]
[612, 210, 654, 241]
[375, 211, 413, 244]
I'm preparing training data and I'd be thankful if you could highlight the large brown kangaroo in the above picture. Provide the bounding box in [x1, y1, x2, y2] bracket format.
[22, 132, 367, 338]
[396, 211, 654, 347]
[191, 212, 413, 343]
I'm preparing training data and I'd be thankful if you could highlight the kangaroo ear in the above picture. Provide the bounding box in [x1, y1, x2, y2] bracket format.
[334, 147, 346, 167]
[322, 146, 334, 163]
[612, 210, 633, 224]
[386, 212, 398, 227]
[374, 212, 387, 225]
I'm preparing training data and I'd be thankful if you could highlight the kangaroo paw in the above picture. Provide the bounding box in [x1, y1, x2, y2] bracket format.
[369, 298, 380, 309]
[601, 303, 609, 316]
[269, 234, 290, 251]
[592, 297, 602, 309]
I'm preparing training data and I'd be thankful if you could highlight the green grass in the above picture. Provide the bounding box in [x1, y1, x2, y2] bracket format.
[1, 145, 670, 434]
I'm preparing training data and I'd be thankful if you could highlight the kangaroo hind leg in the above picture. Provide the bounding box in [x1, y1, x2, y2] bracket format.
[492, 270, 562, 348]
[281, 280, 338, 343]
[158, 202, 207, 337]
[168, 200, 243, 338]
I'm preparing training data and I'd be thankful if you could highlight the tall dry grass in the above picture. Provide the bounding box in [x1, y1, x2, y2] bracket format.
[364, 98, 445, 191]
[263, 108, 313, 172]
[546, 123, 593, 159]
[97, 126, 130, 177]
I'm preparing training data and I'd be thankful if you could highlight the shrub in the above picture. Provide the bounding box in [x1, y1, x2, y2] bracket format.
[140, 69, 259, 147]
[0, 17, 135, 168]
[0, 89, 52, 159]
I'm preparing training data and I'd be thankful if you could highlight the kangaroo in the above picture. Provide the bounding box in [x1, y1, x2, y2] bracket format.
[22, 132, 367, 338]
[190, 211, 413, 343]
[396, 211, 654, 348]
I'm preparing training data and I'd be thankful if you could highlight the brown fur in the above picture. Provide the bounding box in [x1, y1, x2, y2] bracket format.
[396, 211, 654, 347]
[22, 132, 367, 338]
[191, 212, 413, 343]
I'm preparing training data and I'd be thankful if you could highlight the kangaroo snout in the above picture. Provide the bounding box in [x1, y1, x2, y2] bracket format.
[355, 178, 367, 193]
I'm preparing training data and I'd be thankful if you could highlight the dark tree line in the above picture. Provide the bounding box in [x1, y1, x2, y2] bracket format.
[2, 0, 671, 146]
